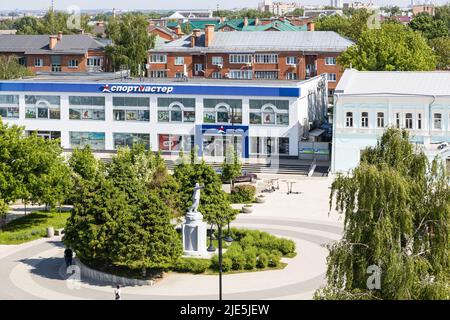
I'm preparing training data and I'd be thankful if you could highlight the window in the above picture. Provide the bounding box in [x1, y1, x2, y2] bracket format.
[175, 72, 185, 78]
[158, 134, 194, 153]
[325, 57, 337, 65]
[0, 95, 19, 119]
[255, 71, 278, 80]
[113, 97, 150, 122]
[377, 112, 385, 128]
[254, 54, 278, 64]
[250, 137, 287, 155]
[18, 57, 26, 66]
[212, 56, 223, 65]
[249, 100, 289, 126]
[149, 54, 167, 63]
[69, 96, 105, 121]
[345, 112, 353, 127]
[211, 72, 223, 79]
[25, 95, 60, 119]
[114, 133, 150, 149]
[203, 99, 242, 124]
[286, 56, 297, 65]
[34, 58, 43, 67]
[68, 59, 79, 68]
[418, 113, 422, 129]
[405, 113, 413, 129]
[396, 113, 401, 128]
[157, 98, 195, 123]
[434, 113, 442, 129]
[70, 132, 105, 150]
[174, 56, 184, 65]
[326, 73, 337, 82]
[361, 112, 369, 128]
[228, 70, 252, 80]
[26, 130, 61, 142]
[286, 72, 297, 80]
[87, 57, 103, 66]
[150, 70, 167, 78]
[229, 54, 252, 64]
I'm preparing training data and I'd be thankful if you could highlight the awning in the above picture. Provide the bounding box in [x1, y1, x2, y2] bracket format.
[309, 128, 325, 137]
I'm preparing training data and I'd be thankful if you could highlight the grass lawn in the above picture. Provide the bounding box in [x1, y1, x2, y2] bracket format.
[0, 211, 70, 245]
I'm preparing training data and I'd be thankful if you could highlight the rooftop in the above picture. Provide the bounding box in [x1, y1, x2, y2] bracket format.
[336, 69, 450, 97]
[0, 34, 107, 55]
[153, 31, 354, 53]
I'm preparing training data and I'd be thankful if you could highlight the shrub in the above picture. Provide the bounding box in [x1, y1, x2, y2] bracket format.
[276, 238, 296, 256]
[229, 184, 256, 203]
[240, 234, 256, 249]
[172, 258, 211, 274]
[243, 247, 257, 270]
[211, 255, 233, 272]
[268, 251, 281, 268]
[257, 252, 269, 269]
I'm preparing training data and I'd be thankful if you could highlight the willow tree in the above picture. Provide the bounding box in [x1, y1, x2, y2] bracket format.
[315, 128, 450, 300]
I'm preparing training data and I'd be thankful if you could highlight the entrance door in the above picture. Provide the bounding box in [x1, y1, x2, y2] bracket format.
[194, 64, 203, 76]
[51, 55, 61, 72]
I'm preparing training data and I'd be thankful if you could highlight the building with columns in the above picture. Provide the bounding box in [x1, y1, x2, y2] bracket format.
[0, 74, 328, 163]
[332, 69, 450, 173]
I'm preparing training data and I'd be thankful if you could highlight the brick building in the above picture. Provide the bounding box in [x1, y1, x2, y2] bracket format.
[0, 33, 110, 73]
[148, 25, 353, 92]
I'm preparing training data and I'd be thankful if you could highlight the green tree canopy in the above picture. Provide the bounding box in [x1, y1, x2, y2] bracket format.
[315, 9, 371, 41]
[338, 22, 436, 71]
[106, 13, 155, 76]
[429, 36, 450, 70]
[0, 56, 34, 80]
[316, 128, 450, 300]
[409, 12, 448, 40]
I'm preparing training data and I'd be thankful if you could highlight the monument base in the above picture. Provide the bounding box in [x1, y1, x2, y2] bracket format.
[182, 211, 208, 257]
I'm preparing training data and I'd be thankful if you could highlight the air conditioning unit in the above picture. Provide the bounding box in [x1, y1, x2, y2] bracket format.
[224, 73, 230, 78]
[245, 62, 252, 67]
[217, 63, 223, 69]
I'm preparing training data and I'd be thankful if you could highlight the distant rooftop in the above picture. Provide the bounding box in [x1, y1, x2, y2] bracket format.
[0, 34, 107, 55]
[336, 69, 450, 97]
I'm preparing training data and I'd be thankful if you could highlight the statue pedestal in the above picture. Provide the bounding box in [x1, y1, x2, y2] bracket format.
[182, 211, 208, 258]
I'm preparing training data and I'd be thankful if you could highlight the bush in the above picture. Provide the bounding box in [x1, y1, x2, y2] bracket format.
[229, 184, 256, 203]
[211, 255, 233, 272]
[172, 258, 211, 274]
[268, 251, 281, 268]
[276, 238, 296, 256]
[243, 247, 257, 270]
[257, 252, 269, 268]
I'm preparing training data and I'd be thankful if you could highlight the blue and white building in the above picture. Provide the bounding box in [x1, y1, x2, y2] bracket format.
[332, 69, 450, 173]
[0, 75, 328, 162]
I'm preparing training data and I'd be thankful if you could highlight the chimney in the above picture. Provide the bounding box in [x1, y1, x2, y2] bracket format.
[204, 24, 215, 47]
[191, 28, 201, 47]
[244, 17, 248, 26]
[174, 25, 183, 35]
[220, 16, 225, 23]
[49, 35, 58, 49]
[255, 17, 260, 26]
[307, 22, 315, 31]
[57, 31, 63, 41]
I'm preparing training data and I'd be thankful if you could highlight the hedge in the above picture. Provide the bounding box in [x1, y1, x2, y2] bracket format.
[229, 184, 256, 203]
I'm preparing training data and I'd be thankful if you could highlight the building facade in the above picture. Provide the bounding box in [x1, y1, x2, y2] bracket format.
[0, 75, 328, 162]
[148, 26, 353, 93]
[0, 34, 110, 73]
[332, 69, 450, 173]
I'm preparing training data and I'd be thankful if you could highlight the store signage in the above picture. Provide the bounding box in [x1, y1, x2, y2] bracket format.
[101, 84, 174, 94]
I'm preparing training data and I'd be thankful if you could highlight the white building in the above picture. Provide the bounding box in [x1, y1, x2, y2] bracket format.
[259, 1, 301, 16]
[332, 69, 450, 173]
[330, 0, 344, 8]
[0, 75, 328, 164]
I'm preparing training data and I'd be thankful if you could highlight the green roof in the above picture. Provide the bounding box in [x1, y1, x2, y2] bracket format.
[167, 19, 307, 32]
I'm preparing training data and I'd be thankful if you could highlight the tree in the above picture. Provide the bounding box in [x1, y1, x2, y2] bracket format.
[0, 56, 34, 80]
[181, 23, 192, 35]
[315, 9, 371, 41]
[173, 151, 236, 225]
[409, 12, 448, 41]
[287, 8, 304, 17]
[430, 37, 450, 70]
[221, 145, 242, 190]
[338, 22, 436, 71]
[106, 13, 155, 76]
[315, 128, 450, 300]
[68, 146, 101, 181]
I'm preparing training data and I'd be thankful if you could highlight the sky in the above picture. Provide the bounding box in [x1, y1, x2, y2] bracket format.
[0, 0, 449, 11]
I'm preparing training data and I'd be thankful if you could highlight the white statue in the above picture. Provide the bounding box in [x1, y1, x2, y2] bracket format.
[188, 182, 204, 213]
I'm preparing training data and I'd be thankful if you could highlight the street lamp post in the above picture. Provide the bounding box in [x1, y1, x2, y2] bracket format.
[216, 219, 232, 300]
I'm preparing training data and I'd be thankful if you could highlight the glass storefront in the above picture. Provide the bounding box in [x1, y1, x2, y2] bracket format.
[0, 95, 19, 119]
[113, 133, 150, 149]
[70, 132, 105, 150]
[113, 97, 150, 122]
[158, 98, 195, 123]
[202, 134, 244, 158]
[25, 95, 60, 119]
[203, 99, 242, 124]
[250, 137, 289, 155]
[69, 96, 105, 120]
[249, 100, 289, 126]
[158, 134, 194, 153]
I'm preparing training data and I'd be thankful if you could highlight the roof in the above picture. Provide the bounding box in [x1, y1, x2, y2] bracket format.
[336, 69, 450, 97]
[153, 31, 354, 53]
[0, 34, 108, 55]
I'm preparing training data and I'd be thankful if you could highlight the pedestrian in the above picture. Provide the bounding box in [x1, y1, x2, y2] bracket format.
[64, 248, 73, 268]
[114, 285, 121, 300]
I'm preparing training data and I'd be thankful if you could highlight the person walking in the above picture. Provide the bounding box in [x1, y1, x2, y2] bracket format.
[114, 285, 121, 300]
[64, 248, 73, 268]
